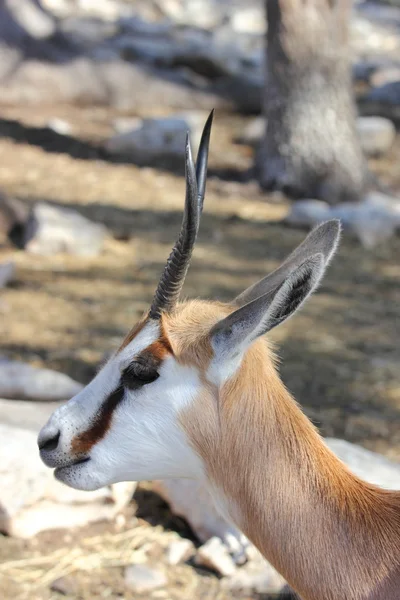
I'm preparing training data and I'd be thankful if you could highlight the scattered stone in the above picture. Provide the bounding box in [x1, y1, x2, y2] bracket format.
[230, 6, 265, 34]
[236, 116, 265, 146]
[326, 438, 400, 490]
[286, 192, 400, 248]
[152, 478, 250, 564]
[47, 118, 72, 136]
[356, 116, 396, 157]
[285, 200, 331, 228]
[0, 423, 136, 538]
[105, 113, 208, 171]
[0, 261, 15, 288]
[113, 116, 143, 135]
[50, 576, 78, 596]
[330, 192, 400, 248]
[195, 537, 237, 576]
[223, 555, 286, 594]
[0, 398, 62, 431]
[166, 538, 195, 565]
[370, 66, 400, 88]
[0, 359, 83, 401]
[23, 203, 107, 257]
[124, 564, 167, 593]
[360, 81, 400, 122]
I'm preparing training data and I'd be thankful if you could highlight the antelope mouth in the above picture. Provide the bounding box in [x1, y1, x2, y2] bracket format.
[54, 455, 91, 474]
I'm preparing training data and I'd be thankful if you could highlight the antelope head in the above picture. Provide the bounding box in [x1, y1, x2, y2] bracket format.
[38, 112, 340, 492]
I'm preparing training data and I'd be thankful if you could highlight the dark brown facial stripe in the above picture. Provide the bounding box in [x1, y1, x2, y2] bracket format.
[71, 333, 173, 456]
[71, 386, 125, 455]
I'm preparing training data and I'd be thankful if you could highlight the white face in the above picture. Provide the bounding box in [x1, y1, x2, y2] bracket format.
[38, 321, 204, 491]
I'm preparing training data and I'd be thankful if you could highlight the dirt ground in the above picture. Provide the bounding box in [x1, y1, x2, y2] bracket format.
[0, 104, 399, 600]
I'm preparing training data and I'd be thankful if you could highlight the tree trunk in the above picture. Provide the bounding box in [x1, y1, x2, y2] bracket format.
[258, 0, 367, 204]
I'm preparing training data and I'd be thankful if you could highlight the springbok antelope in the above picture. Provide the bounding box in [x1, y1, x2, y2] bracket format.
[38, 112, 400, 600]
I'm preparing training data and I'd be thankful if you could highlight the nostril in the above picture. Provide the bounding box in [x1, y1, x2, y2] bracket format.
[38, 430, 61, 452]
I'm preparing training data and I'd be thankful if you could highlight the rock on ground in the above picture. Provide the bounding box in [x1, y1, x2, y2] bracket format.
[0, 359, 83, 401]
[152, 478, 250, 564]
[326, 438, 400, 490]
[166, 538, 195, 565]
[286, 192, 400, 248]
[124, 564, 167, 593]
[195, 537, 237, 576]
[285, 200, 331, 228]
[222, 552, 286, 594]
[0, 423, 136, 538]
[0, 261, 15, 288]
[356, 116, 396, 157]
[360, 81, 400, 122]
[22, 202, 107, 256]
[0, 398, 63, 431]
[105, 112, 210, 171]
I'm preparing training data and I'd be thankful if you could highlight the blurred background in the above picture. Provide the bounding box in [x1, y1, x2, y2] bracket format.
[0, 0, 399, 598]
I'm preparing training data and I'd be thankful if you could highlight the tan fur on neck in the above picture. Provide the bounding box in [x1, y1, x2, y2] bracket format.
[163, 300, 400, 600]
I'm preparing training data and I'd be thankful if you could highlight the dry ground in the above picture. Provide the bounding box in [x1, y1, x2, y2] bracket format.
[0, 104, 399, 600]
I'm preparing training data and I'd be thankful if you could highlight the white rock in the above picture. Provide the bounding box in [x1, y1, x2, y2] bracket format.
[0, 261, 15, 288]
[0, 423, 136, 538]
[105, 113, 208, 171]
[152, 478, 250, 564]
[223, 556, 286, 593]
[0, 359, 83, 401]
[371, 66, 400, 88]
[12, 0, 56, 39]
[0, 398, 62, 431]
[160, 0, 225, 29]
[325, 438, 400, 490]
[23, 203, 107, 257]
[230, 6, 265, 34]
[47, 118, 72, 136]
[237, 116, 265, 146]
[124, 564, 167, 592]
[166, 538, 195, 565]
[286, 200, 331, 227]
[195, 536, 237, 576]
[113, 117, 143, 135]
[330, 192, 400, 248]
[356, 116, 396, 157]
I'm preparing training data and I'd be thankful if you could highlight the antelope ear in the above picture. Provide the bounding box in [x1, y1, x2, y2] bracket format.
[234, 220, 341, 307]
[211, 254, 325, 361]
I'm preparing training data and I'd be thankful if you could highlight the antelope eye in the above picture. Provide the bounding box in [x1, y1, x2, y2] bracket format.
[121, 362, 159, 390]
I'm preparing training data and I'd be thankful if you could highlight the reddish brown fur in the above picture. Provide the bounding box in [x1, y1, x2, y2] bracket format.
[162, 300, 400, 600]
[71, 385, 124, 455]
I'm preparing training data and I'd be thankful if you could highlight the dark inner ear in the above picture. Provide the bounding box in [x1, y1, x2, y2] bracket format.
[269, 267, 315, 328]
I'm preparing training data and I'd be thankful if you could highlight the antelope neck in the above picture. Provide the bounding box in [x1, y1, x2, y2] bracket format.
[207, 343, 400, 600]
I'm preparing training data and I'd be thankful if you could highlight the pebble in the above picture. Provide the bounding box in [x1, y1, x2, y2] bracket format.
[195, 537, 237, 576]
[166, 538, 195, 565]
[0, 261, 15, 289]
[124, 564, 167, 593]
[356, 116, 396, 157]
[50, 576, 78, 596]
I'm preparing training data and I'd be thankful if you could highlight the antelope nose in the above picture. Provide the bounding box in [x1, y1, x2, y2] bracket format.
[38, 427, 61, 452]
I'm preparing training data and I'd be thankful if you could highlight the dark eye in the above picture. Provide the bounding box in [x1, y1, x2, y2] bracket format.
[121, 361, 159, 390]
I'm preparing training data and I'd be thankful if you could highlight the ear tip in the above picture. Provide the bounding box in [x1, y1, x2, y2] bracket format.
[315, 218, 342, 250]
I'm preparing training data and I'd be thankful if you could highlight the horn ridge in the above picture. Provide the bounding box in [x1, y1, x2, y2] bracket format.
[149, 111, 213, 319]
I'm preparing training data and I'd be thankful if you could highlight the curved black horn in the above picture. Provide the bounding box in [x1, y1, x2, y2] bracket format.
[149, 110, 213, 319]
